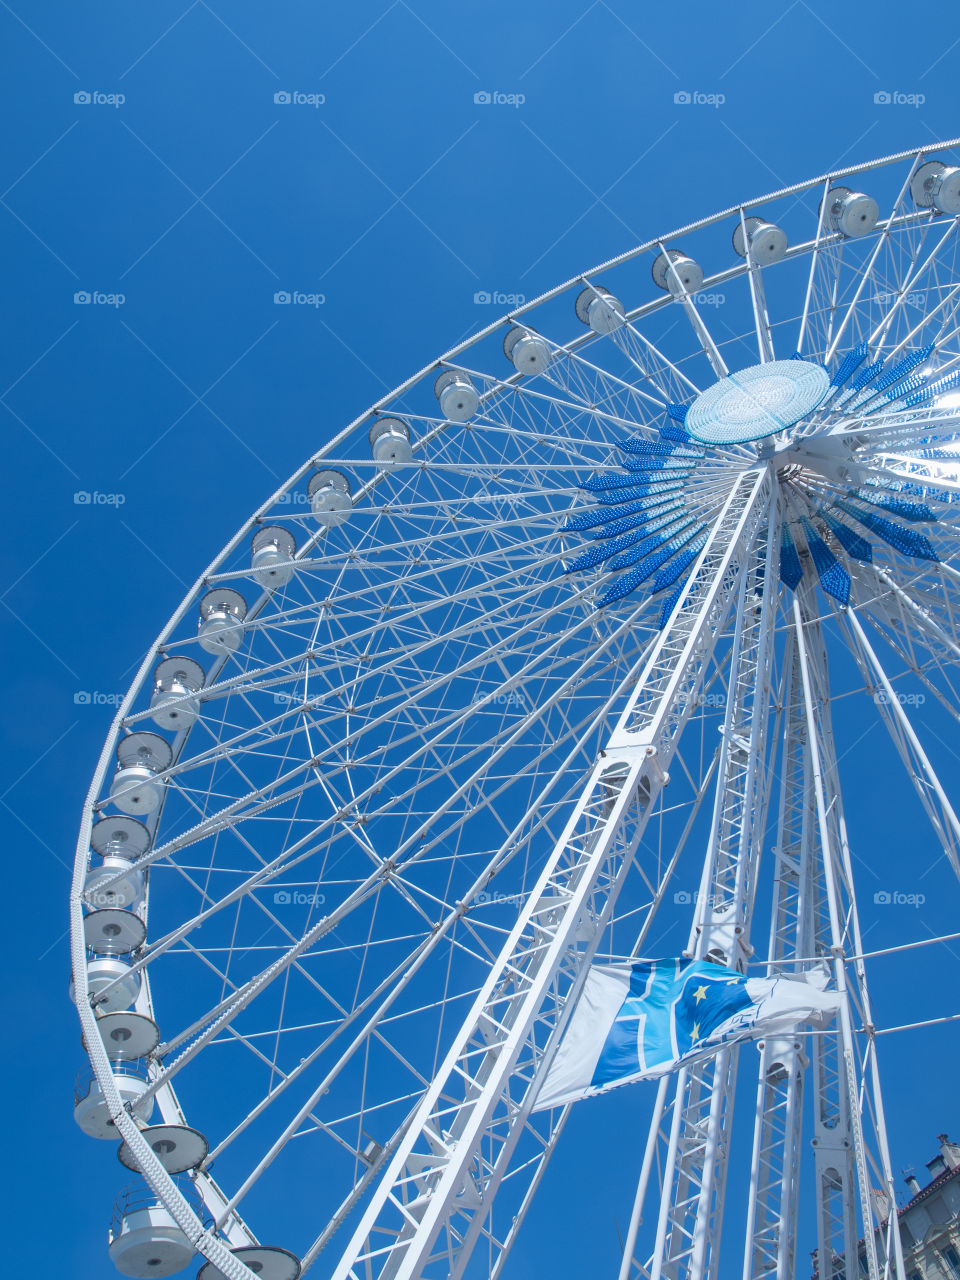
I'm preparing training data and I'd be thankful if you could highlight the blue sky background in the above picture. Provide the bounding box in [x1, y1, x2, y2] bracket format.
[4, 1, 960, 1275]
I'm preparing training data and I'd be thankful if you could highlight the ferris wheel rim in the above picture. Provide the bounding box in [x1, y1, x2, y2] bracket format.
[69, 136, 960, 813]
[68, 137, 960, 1280]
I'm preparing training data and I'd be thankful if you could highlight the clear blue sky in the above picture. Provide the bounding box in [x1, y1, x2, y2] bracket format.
[4, 1, 960, 1275]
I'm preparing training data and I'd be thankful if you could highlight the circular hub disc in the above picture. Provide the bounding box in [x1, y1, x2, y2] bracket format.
[686, 358, 830, 445]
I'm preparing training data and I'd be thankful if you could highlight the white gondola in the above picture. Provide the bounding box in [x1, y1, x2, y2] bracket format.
[575, 284, 626, 333]
[197, 1245, 302, 1280]
[368, 418, 413, 467]
[651, 249, 704, 295]
[73, 954, 142, 1013]
[74, 1061, 154, 1139]
[88, 1011, 160, 1061]
[85, 816, 150, 910]
[109, 733, 172, 816]
[434, 370, 480, 421]
[732, 216, 788, 264]
[198, 588, 248, 656]
[821, 185, 879, 237]
[150, 655, 205, 731]
[308, 469, 353, 526]
[503, 326, 552, 374]
[118, 1124, 209, 1175]
[83, 908, 146, 956]
[911, 159, 960, 215]
[108, 1183, 197, 1278]
[251, 526, 298, 586]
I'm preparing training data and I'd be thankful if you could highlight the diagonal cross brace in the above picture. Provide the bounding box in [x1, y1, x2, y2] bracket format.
[331, 467, 772, 1280]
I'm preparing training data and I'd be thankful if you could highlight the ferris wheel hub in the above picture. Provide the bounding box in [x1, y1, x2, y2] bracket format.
[686, 359, 830, 445]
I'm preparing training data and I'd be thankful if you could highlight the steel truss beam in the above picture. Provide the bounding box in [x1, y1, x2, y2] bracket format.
[329, 467, 773, 1280]
[794, 589, 907, 1280]
[742, 621, 815, 1280]
[630, 481, 782, 1280]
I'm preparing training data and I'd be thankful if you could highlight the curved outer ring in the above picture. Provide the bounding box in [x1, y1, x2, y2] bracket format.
[69, 135, 960, 1276]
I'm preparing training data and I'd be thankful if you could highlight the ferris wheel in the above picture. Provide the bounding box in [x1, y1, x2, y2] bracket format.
[70, 138, 960, 1280]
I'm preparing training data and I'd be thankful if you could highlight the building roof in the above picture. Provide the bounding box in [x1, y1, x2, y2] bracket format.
[811, 1136, 960, 1277]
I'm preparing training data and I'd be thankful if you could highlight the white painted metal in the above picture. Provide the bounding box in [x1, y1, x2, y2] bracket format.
[69, 141, 960, 1280]
[628, 488, 781, 1280]
[330, 469, 772, 1280]
[742, 626, 813, 1280]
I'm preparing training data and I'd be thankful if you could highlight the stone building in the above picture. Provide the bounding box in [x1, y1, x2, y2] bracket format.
[843, 1135, 960, 1279]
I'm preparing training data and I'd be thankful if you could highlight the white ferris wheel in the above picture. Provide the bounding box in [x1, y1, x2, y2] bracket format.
[71, 138, 960, 1280]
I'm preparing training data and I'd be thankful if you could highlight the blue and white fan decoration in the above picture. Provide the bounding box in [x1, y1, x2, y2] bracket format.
[566, 347, 960, 623]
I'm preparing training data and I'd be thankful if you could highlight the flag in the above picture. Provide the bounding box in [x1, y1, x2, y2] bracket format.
[533, 956, 842, 1111]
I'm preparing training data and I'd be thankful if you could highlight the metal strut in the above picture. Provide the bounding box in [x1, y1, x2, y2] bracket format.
[632, 478, 782, 1280]
[742, 618, 816, 1280]
[330, 467, 772, 1280]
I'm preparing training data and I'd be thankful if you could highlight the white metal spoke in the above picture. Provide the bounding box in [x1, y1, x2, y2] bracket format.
[841, 607, 960, 881]
[69, 142, 960, 1280]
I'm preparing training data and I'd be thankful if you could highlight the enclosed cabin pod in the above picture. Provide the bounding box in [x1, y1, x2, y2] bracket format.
[434, 370, 479, 421]
[197, 1246, 302, 1280]
[368, 417, 413, 467]
[198, 588, 248, 656]
[108, 1181, 204, 1278]
[821, 185, 879, 238]
[575, 284, 626, 334]
[84, 907, 146, 957]
[85, 816, 150, 910]
[74, 903, 147, 1015]
[74, 1059, 154, 1139]
[119, 1124, 209, 1175]
[71, 952, 142, 1013]
[308, 469, 353, 527]
[251, 526, 297, 587]
[110, 732, 173, 817]
[911, 159, 960, 215]
[87, 1010, 161, 1062]
[732, 216, 788, 265]
[651, 249, 704, 296]
[150, 656, 204, 731]
[503, 326, 552, 375]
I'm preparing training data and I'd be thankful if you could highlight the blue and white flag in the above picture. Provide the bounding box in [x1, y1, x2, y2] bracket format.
[533, 956, 842, 1111]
